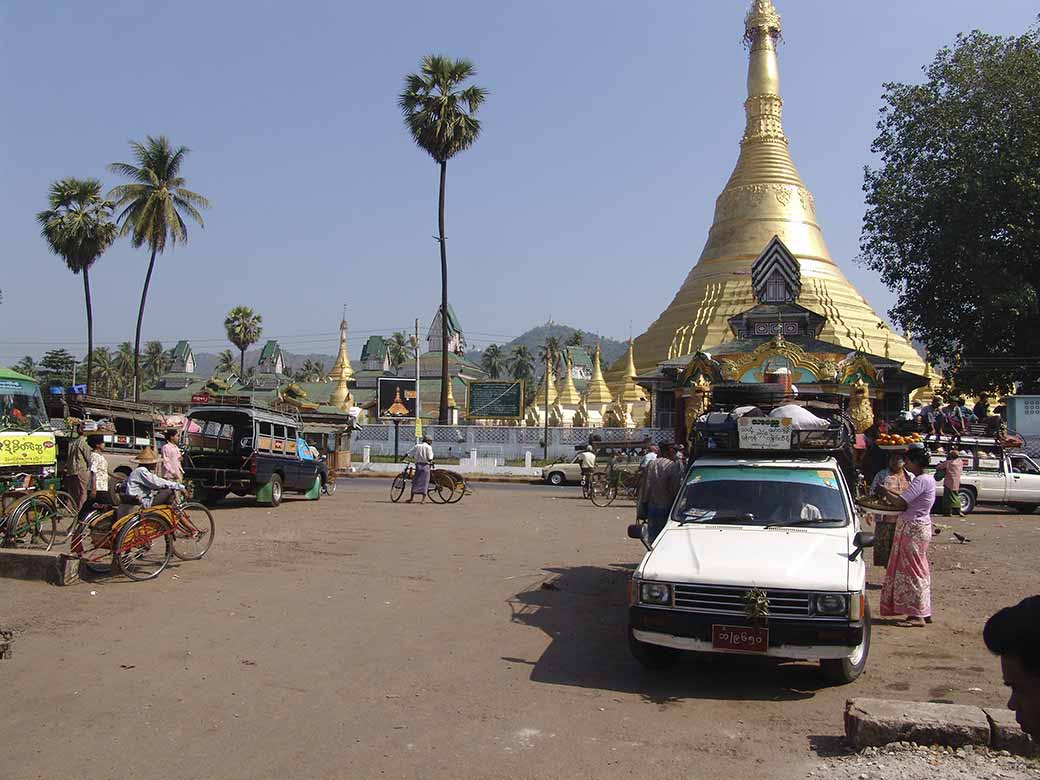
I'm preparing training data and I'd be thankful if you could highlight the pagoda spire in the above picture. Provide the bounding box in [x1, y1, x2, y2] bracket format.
[613, 339, 648, 403]
[536, 360, 558, 406]
[556, 353, 582, 406]
[584, 344, 614, 405]
[329, 310, 355, 409]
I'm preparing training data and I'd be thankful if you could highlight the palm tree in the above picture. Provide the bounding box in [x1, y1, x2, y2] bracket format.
[91, 347, 115, 398]
[388, 332, 409, 372]
[36, 178, 117, 395]
[224, 306, 263, 378]
[509, 345, 535, 383]
[566, 330, 585, 347]
[143, 340, 171, 387]
[108, 136, 210, 401]
[113, 342, 135, 399]
[13, 357, 37, 379]
[298, 359, 326, 382]
[538, 336, 563, 375]
[399, 55, 488, 424]
[481, 344, 504, 379]
[216, 349, 236, 376]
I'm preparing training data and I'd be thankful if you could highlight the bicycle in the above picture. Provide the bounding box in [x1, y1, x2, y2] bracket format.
[390, 461, 462, 504]
[1, 476, 77, 551]
[589, 466, 641, 508]
[72, 491, 215, 581]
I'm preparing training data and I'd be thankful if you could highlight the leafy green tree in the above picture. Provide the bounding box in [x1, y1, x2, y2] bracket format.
[387, 332, 409, 372]
[859, 23, 1040, 392]
[566, 330, 585, 348]
[297, 359, 326, 382]
[509, 345, 535, 384]
[13, 357, 37, 379]
[399, 55, 487, 423]
[90, 347, 115, 397]
[36, 178, 117, 395]
[38, 349, 76, 388]
[216, 349, 236, 376]
[224, 306, 263, 378]
[481, 344, 504, 379]
[108, 136, 210, 400]
[143, 340, 171, 388]
[113, 342, 135, 399]
[538, 336, 562, 376]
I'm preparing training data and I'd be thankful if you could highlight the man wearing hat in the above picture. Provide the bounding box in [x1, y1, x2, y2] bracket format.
[125, 446, 186, 508]
[64, 419, 93, 511]
[935, 449, 965, 517]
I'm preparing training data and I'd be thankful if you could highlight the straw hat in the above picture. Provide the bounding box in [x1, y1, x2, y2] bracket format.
[133, 446, 160, 465]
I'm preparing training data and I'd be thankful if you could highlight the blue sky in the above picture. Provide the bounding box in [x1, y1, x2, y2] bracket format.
[2, 0, 1036, 365]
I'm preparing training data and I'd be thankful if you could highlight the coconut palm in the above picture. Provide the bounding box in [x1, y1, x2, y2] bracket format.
[566, 330, 585, 348]
[481, 344, 504, 379]
[399, 55, 487, 424]
[143, 340, 171, 387]
[90, 347, 115, 398]
[216, 349, 236, 376]
[509, 345, 535, 383]
[538, 336, 562, 375]
[388, 332, 409, 372]
[298, 360, 327, 382]
[36, 178, 117, 395]
[108, 136, 210, 400]
[224, 306, 263, 377]
[113, 342, 135, 399]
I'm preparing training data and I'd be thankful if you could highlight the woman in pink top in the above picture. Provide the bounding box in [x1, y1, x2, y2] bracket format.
[161, 429, 184, 481]
[878, 446, 937, 627]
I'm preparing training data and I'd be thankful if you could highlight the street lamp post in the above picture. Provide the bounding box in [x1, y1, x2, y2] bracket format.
[543, 349, 550, 463]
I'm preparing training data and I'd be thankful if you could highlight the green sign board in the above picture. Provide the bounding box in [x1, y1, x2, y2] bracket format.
[466, 381, 524, 420]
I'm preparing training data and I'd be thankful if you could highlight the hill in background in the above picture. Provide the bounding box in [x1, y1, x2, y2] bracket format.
[465, 322, 627, 369]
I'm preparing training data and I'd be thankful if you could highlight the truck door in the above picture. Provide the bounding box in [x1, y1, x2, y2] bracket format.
[970, 452, 1007, 503]
[1008, 455, 1040, 503]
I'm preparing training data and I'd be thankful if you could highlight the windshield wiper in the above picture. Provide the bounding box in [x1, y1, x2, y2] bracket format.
[677, 510, 756, 525]
[765, 518, 846, 529]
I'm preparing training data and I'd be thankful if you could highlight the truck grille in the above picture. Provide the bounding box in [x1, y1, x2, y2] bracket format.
[672, 583, 812, 618]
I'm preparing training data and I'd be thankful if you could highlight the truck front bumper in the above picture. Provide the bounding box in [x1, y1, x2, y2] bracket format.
[629, 606, 865, 660]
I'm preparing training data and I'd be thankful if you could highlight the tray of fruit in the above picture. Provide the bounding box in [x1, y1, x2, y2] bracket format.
[855, 495, 903, 516]
[875, 432, 923, 449]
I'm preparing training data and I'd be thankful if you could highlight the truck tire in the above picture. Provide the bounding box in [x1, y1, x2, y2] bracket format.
[820, 601, 871, 685]
[1010, 503, 1038, 514]
[958, 488, 976, 515]
[628, 626, 679, 670]
[258, 474, 284, 507]
[547, 471, 565, 487]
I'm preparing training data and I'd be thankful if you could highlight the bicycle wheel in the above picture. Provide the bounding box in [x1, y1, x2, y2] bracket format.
[589, 479, 617, 508]
[71, 510, 115, 574]
[6, 496, 57, 550]
[172, 502, 215, 561]
[447, 474, 467, 504]
[324, 477, 337, 495]
[50, 491, 79, 540]
[390, 474, 407, 503]
[113, 513, 172, 581]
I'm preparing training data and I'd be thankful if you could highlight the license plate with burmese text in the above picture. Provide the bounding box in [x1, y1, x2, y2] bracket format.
[712, 625, 768, 653]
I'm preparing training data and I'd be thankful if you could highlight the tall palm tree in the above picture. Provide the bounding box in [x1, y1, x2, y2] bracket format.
[566, 330, 584, 348]
[36, 178, 117, 395]
[224, 306, 263, 377]
[538, 336, 562, 375]
[143, 340, 171, 387]
[90, 347, 115, 398]
[108, 136, 210, 401]
[481, 344, 504, 379]
[216, 349, 236, 376]
[399, 55, 488, 424]
[388, 332, 409, 372]
[113, 342, 135, 399]
[509, 345, 535, 383]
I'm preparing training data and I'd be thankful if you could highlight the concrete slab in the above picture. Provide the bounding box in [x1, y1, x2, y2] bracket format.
[845, 698, 991, 749]
[985, 707, 1037, 756]
[0, 548, 80, 586]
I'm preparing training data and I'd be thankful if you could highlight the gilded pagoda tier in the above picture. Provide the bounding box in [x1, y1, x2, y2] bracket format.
[614, 0, 926, 380]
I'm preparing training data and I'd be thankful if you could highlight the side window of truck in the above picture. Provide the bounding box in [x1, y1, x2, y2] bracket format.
[257, 421, 273, 452]
[273, 424, 287, 454]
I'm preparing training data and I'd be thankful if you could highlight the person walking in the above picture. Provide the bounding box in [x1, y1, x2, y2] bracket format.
[935, 449, 965, 517]
[406, 436, 434, 504]
[86, 434, 115, 508]
[638, 445, 657, 470]
[639, 442, 683, 543]
[161, 428, 184, 482]
[868, 451, 912, 567]
[878, 446, 937, 627]
[64, 420, 93, 511]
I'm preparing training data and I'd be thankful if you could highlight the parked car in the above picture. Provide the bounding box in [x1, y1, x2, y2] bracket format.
[541, 455, 585, 486]
[627, 452, 873, 684]
[183, 401, 320, 507]
[932, 449, 1040, 514]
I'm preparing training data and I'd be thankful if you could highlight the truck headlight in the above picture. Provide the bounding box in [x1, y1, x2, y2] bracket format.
[639, 582, 672, 606]
[815, 594, 848, 616]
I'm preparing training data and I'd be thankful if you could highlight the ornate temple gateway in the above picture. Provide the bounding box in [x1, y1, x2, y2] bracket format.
[621, 0, 930, 436]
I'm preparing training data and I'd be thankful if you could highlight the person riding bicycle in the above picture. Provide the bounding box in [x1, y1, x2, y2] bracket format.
[577, 446, 596, 487]
[124, 446, 185, 508]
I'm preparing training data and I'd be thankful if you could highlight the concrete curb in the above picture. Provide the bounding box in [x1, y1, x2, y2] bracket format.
[340, 472, 541, 485]
[845, 698, 1036, 756]
[0, 548, 80, 586]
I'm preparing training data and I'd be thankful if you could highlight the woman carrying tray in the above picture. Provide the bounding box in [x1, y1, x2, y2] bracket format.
[867, 450, 912, 567]
[877, 446, 937, 627]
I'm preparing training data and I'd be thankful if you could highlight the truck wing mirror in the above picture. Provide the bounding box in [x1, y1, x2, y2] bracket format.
[628, 523, 651, 551]
[849, 531, 874, 561]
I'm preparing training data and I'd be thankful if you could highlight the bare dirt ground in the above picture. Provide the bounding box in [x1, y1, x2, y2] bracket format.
[2, 481, 1038, 780]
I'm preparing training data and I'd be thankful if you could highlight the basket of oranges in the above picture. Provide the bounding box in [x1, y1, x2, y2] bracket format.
[875, 432, 923, 450]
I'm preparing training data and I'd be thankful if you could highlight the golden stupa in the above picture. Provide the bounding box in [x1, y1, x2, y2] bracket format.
[328, 314, 355, 409]
[621, 0, 925, 379]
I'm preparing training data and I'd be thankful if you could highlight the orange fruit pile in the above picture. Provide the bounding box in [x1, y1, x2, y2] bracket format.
[876, 432, 923, 447]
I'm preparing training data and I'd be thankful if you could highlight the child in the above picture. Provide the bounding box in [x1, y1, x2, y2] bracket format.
[935, 449, 965, 517]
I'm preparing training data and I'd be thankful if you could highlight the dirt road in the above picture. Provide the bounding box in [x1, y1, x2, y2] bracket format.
[3, 482, 1036, 779]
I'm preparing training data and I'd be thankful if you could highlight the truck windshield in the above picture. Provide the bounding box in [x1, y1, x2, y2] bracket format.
[0, 379, 49, 431]
[672, 466, 849, 527]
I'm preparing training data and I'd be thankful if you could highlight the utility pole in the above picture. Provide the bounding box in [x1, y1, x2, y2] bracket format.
[415, 317, 421, 444]
[543, 348, 550, 463]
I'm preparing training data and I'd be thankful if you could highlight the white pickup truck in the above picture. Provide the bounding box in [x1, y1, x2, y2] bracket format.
[934, 450, 1040, 514]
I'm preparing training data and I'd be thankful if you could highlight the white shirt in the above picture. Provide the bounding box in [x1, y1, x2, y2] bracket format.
[411, 442, 434, 465]
[89, 451, 109, 492]
[577, 451, 596, 470]
[640, 452, 658, 468]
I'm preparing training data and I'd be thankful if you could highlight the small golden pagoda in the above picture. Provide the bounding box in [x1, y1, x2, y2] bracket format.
[555, 353, 583, 427]
[581, 344, 615, 427]
[328, 314, 355, 410]
[607, 339, 651, 428]
[384, 387, 409, 417]
[618, 0, 926, 380]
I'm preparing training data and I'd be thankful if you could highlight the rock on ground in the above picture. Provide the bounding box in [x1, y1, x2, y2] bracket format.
[810, 743, 1040, 780]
